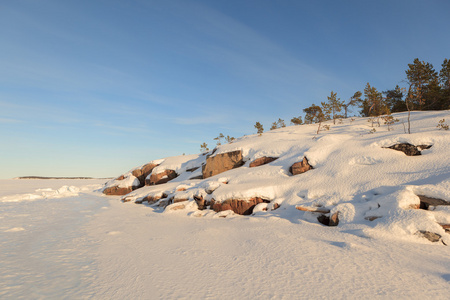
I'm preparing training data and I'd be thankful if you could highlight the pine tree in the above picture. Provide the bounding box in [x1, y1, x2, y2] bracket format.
[361, 83, 388, 118]
[384, 85, 406, 113]
[439, 58, 450, 89]
[290, 116, 303, 125]
[321, 91, 343, 124]
[439, 59, 450, 110]
[254, 122, 264, 135]
[405, 58, 438, 110]
[303, 104, 324, 124]
[343, 91, 362, 118]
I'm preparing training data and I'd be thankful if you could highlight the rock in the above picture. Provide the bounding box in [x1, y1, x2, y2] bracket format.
[249, 156, 278, 168]
[385, 143, 432, 156]
[417, 231, 442, 243]
[418, 195, 450, 210]
[272, 203, 280, 210]
[132, 163, 159, 187]
[147, 169, 178, 185]
[194, 195, 205, 210]
[202, 150, 244, 179]
[296, 206, 330, 213]
[329, 212, 340, 226]
[173, 197, 189, 203]
[103, 186, 134, 196]
[290, 156, 313, 175]
[138, 193, 168, 204]
[317, 212, 339, 226]
[439, 224, 450, 233]
[210, 197, 270, 215]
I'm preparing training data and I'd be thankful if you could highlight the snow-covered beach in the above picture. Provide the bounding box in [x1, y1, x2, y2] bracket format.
[1, 111, 450, 299]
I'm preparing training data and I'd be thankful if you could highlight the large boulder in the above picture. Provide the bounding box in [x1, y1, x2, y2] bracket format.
[210, 197, 270, 215]
[131, 163, 159, 187]
[249, 156, 278, 168]
[202, 150, 244, 179]
[147, 169, 178, 185]
[290, 156, 313, 175]
[103, 185, 135, 196]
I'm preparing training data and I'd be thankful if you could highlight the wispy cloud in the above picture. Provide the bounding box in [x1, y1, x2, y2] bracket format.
[0, 117, 23, 124]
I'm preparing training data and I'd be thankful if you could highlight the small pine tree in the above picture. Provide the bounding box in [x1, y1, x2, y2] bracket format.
[291, 116, 303, 125]
[254, 122, 264, 135]
[213, 133, 225, 145]
[225, 135, 236, 143]
[277, 118, 286, 128]
[270, 122, 278, 130]
[200, 142, 209, 152]
[321, 91, 344, 124]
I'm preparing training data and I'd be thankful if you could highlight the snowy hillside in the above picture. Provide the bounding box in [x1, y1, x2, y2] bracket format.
[103, 110, 450, 245]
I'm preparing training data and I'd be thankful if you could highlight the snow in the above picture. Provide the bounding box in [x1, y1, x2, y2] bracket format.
[1, 111, 450, 298]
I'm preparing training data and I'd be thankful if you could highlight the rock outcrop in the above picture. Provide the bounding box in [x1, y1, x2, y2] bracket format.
[385, 143, 432, 156]
[132, 163, 159, 187]
[210, 197, 270, 215]
[202, 150, 244, 179]
[249, 156, 278, 168]
[147, 169, 178, 185]
[102, 162, 159, 196]
[290, 156, 313, 175]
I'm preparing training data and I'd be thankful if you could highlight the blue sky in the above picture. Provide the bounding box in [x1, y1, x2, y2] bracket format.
[1, 0, 449, 179]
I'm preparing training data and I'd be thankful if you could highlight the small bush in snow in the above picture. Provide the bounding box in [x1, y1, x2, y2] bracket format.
[437, 119, 449, 130]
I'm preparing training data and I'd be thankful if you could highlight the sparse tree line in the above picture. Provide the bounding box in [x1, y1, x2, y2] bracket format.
[201, 58, 449, 151]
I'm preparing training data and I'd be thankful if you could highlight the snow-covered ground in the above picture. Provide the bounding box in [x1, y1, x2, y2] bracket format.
[1, 111, 450, 299]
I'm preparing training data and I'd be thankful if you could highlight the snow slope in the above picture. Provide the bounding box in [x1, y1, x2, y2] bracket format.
[115, 110, 450, 245]
[1, 111, 450, 299]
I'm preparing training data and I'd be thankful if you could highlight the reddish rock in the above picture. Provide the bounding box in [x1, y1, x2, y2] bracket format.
[103, 186, 134, 196]
[210, 197, 270, 215]
[290, 156, 313, 175]
[272, 203, 280, 210]
[116, 175, 125, 180]
[147, 169, 178, 185]
[202, 150, 244, 179]
[131, 163, 158, 186]
[249, 156, 278, 168]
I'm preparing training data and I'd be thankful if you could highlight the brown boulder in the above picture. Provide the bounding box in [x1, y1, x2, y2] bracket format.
[210, 197, 270, 215]
[202, 150, 244, 179]
[103, 186, 135, 196]
[147, 169, 178, 185]
[132, 163, 159, 187]
[249, 156, 278, 168]
[290, 156, 313, 175]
